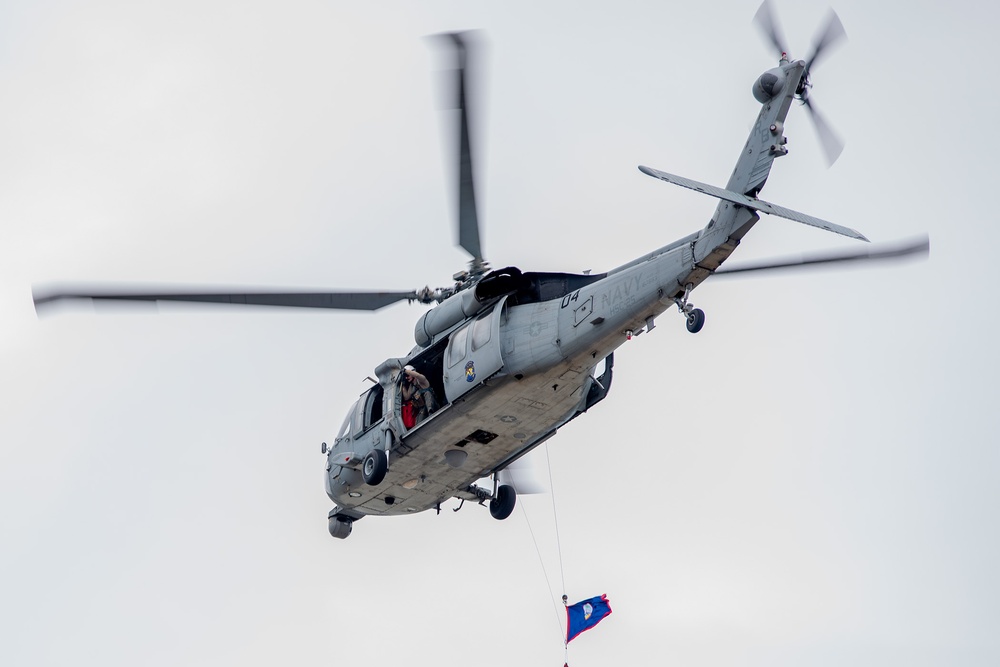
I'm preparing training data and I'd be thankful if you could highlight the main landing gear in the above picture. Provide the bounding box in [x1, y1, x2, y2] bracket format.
[463, 479, 518, 520]
[490, 484, 517, 520]
[685, 308, 706, 333]
[674, 283, 706, 334]
[362, 449, 388, 486]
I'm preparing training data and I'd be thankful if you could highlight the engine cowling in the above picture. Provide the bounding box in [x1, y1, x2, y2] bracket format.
[413, 288, 484, 348]
[752, 67, 786, 103]
[413, 267, 523, 347]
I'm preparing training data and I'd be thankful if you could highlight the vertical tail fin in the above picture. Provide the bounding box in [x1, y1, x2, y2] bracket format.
[692, 58, 806, 267]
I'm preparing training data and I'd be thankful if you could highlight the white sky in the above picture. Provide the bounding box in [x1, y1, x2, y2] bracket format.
[1, 1, 997, 665]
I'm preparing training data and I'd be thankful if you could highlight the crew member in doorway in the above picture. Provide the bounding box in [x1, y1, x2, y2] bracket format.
[401, 365, 437, 428]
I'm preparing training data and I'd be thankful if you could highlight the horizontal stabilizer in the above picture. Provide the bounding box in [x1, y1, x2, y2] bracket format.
[638, 165, 868, 242]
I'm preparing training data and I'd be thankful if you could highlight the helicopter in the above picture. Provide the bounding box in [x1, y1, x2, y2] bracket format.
[33, 4, 928, 540]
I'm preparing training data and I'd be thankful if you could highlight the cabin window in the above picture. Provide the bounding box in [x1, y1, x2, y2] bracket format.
[471, 311, 492, 351]
[447, 324, 470, 368]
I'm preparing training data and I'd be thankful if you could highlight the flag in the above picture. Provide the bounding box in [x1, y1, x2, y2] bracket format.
[565, 594, 612, 643]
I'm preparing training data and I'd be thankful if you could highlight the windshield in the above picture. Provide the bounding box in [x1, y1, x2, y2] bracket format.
[336, 401, 356, 440]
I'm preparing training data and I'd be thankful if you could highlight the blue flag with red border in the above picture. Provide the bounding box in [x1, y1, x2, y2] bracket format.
[566, 594, 612, 643]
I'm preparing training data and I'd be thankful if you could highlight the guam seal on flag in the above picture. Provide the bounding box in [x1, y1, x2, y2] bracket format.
[565, 594, 612, 643]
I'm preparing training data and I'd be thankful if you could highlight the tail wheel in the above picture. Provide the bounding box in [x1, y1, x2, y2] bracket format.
[489, 484, 517, 520]
[362, 449, 388, 486]
[686, 308, 706, 333]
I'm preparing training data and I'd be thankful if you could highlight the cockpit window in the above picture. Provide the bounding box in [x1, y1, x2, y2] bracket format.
[336, 402, 356, 440]
[363, 385, 384, 428]
[352, 396, 366, 436]
[352, 386, 385, 437]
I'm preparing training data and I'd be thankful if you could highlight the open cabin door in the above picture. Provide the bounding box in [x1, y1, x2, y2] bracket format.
[442, 297, 507, 403]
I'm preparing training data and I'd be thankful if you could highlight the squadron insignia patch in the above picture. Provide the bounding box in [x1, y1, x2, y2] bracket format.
[465, 361, 476, 382]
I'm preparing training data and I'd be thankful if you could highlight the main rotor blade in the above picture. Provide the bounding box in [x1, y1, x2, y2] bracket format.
[803, 8, 846, 78]
[754, 0, 789, 59]
[498, 462, 546, 495]
[713, 236, 929, 277]
[803, 97, 845, 166]
[442, 32, 484, 264]
[33, 285, 421, 313]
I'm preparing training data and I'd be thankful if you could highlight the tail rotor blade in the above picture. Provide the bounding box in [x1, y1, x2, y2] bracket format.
[804, 8, 846, 77]
[803, 97, 845, 165]
[754, 0, 789, 58]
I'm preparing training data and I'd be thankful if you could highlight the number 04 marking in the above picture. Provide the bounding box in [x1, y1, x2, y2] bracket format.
[561, 290, 581, 309]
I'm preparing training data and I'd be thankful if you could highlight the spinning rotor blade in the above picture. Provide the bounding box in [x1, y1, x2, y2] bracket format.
[803, 97, 845, 166]
[754, 0, 789, 58]
[803, 9, 847, 79]
[753, 4, 847, 165]
[500, 464, 548, 496]
[713, 236, 929, 277]
[498, 459, 547, 495]
[441, 32, 484, 265]
[799, 8, 847, 166]
[33, 285, 423, 313]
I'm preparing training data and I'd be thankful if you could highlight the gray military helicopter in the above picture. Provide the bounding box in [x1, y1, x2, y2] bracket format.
[34, 4, 928, 539]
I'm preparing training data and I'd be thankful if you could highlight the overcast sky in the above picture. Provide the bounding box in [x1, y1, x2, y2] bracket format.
[2, 1, 997, 665]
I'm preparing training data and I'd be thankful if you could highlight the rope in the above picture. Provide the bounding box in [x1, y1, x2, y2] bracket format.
[545, 442, 567, 597]
[546, 440, 572, 667]
[519, 501, 565, 640]
[519, 441, 572, 656]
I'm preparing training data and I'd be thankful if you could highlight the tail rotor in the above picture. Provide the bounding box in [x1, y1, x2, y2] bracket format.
[754, 1, 847, 165]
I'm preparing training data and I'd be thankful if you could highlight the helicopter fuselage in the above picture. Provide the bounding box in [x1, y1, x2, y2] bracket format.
[325, 58, 814, 531]
[325, 239, 694, 518]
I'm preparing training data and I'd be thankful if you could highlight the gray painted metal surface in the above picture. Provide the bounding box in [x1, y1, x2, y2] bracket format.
[325, 248, 690, 518]
[638, 166, 868, 241]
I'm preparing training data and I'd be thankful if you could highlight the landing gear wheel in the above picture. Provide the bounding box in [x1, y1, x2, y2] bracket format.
[362, 449, 388, 486]
[686, 308, 706, 334]
[489, 484, 517, 520]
